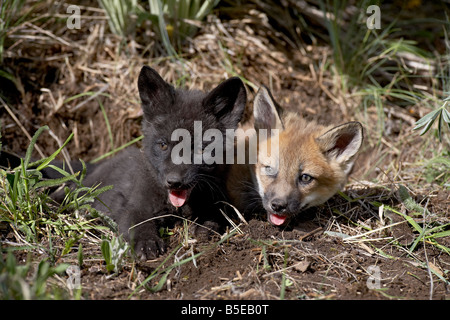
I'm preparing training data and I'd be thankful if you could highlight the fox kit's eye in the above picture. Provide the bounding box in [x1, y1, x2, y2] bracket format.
[299, 174, 313, 184]
[159, 142, 168, 151]
[262, 165, 277, 176]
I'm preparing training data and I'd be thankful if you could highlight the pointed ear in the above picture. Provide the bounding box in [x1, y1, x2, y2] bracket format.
[253, 86, 284, 133]
[203, 77, 247, 128]
[317, 122, 363, 173]
[138, 66, 174, 120]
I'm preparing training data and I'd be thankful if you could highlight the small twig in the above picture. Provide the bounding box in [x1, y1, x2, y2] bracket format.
[218, 201, 248, 225]
[129, 213, 221, 237]
[298, 227, 323, 241]
[343, 220, 407, 242]
[24, 21, 73, 47]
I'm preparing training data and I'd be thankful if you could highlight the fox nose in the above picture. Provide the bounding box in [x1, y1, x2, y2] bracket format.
[270, 199, 287, 213]
[166, 173, 182, 189]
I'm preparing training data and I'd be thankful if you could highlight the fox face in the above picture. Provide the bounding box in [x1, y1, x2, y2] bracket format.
[138, 66, 246, 209]
[252, 86, 363, 226]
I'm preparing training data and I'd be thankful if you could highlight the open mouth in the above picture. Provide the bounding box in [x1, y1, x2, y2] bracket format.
[268, 212, 287, 226]
[168, 189, 191, 207]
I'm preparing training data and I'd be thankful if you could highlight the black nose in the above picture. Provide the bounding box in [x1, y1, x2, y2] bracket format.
[270, 199, 287, 213]
[166, 173, 182, 189]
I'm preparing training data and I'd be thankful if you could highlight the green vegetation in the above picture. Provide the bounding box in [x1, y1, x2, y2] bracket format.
[99, 0, 219, 54]
[0, 126, 111, 298]
[0, 251, 69, 299]
[101, 234, 129, 274]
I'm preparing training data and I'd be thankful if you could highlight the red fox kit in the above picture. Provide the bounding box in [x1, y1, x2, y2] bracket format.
[227, 86, 363, 226]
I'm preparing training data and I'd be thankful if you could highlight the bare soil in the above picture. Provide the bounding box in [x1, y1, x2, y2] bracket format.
[43, 180, 448, 300]
[61, 215, 449, 300]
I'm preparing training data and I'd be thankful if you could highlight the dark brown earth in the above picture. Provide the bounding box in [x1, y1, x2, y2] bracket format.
[63, 217, 449, 300]
[39, 181, 448, 300]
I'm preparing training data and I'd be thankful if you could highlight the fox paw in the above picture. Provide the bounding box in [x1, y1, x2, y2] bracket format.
[191, 220, 221, 241]
[134, 237, 166, 261]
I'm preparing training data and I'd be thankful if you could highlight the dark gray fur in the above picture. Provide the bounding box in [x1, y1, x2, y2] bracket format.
[79, 66, 246, 259]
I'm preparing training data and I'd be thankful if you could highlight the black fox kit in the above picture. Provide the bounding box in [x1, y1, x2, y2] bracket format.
[80, 66, 246, 259]
[227, 86, 363, 226]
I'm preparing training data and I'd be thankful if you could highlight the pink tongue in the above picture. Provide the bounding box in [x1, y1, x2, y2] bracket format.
[269, 213, 287, 226]
[169, 190, 188, 207]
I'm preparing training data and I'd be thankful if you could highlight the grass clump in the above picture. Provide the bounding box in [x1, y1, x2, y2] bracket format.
[99, 0, 219, 54]
[0, 0, 26, 63]
[0, 126, 110, 250]
[320, 1, 433, 137]
[0, 126, 114, 298]
[147, 0, 219, 51]
[98, 0, 137, 38]
[0, 251, 70, 300]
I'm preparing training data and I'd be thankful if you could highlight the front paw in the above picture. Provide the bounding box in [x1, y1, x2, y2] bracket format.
[133, 235, 166, 261]
[191, 220, 221, 241]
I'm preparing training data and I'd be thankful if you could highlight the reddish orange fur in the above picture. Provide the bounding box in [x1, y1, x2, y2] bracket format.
[226, 87, 363, 226]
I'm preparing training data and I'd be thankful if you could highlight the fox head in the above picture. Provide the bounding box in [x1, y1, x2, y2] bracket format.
[138, 66, 246, 208]
[252, 86, 363, 226]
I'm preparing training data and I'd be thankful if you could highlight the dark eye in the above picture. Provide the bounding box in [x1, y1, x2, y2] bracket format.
[299, 174, 313, 184]
[263, 165, 277, 176]
[159, 142, 168, 151]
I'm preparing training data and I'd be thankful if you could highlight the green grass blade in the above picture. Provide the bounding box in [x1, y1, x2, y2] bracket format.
[36, 133, 74, 171]
[33, 174, 79, 189]
[426, 229, 450, 239]
[24, 126, 49, 169]
[97, 98, 114, 151]
[63, 91, 111, 105]
[90, 135, 143, 164]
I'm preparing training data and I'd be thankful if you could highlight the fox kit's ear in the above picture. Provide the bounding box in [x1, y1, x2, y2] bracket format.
[203, 77, 247, 128]
[138, 66, 174, 121]
[253, 86, 284, 132]
[317, 122, 363, 174]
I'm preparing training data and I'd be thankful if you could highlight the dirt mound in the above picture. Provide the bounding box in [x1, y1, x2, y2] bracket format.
[71, 214, 448, 300]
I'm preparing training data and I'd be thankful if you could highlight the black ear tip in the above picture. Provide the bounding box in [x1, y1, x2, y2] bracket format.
[222, 77, 247, 101]
[259, 85, 270, 92]
[138, 66, 151, 85]
[139, 66, 156, 79]
[255, 85, 275, 102]
[139, 65, 149, 75]
[228, 76, 243, 83]
[226, 77, 245, 89]
[349, 121, 364, 136]
[352, 121, 363, 128]
[138, 66, 168, 92]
